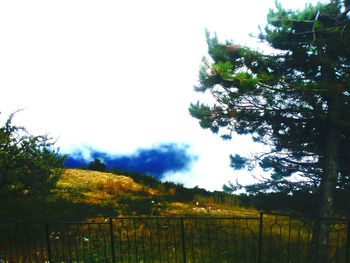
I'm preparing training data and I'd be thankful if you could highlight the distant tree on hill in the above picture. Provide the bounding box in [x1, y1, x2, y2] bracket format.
[0, 111, 65, 196]
[88, 158, 107, 172]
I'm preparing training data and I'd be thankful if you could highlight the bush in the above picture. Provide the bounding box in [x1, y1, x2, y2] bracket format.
[0, 111, 65, 196]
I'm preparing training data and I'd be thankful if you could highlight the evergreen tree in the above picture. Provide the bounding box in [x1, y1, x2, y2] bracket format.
[88, 158, 107, 172]
[190, 1, 350, 259]
[0, 111, 65, 196]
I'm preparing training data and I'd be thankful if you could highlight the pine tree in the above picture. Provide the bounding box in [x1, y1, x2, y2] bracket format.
[190, 1, 350, 259]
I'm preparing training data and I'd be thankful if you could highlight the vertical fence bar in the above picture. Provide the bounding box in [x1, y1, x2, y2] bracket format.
[45, 223, 52, 263]
[133, 218, 139, 263]
[206, 218, 212, 263]
[157, 217, 162, 263]
[180, 218, 187, 263]
[346, 220, 350, 263]
[109, 218, 116, 263]
[258, 212, 263, 263]
[287, 215, 292, 263]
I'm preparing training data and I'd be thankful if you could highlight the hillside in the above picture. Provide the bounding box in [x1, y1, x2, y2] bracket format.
[57, 168, 148, 202]
[0, 168, 258, 222]
[56, 169, 258, 218]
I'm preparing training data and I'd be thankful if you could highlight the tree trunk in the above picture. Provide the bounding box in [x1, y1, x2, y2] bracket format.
[310, 42, 341, 262]
[310, 118, 340, 262]
[310, 100, 340, 262]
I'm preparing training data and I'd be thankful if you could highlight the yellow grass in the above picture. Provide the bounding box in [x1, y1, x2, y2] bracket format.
[56, 168, 259, 217]
[58, 168, 144, 192]
[56, 169, 149, 205]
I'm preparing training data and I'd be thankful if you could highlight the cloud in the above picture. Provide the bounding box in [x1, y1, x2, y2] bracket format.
[64, 143, 198, 179]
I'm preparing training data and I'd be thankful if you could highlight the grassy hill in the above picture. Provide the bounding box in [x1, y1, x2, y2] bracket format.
[59, 169, 258, 217]
[0, 168, 258, 222]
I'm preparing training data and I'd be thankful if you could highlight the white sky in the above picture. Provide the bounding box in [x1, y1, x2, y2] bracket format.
[0, 0, 325, 191]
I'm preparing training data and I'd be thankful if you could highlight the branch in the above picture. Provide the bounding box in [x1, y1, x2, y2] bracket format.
[313, 10, 320, 41]
[293, 25, 346, 36]
[270, 18, 316, 23]
[339, 5, 350, 20]
[257, 81, 328, 93]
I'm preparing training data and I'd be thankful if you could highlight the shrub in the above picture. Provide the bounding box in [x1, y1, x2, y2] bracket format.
[0, 111, 65, 196]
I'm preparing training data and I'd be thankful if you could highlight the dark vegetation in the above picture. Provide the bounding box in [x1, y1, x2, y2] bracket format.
[0, 111, 65, 197]
[88, 158, 107, 172]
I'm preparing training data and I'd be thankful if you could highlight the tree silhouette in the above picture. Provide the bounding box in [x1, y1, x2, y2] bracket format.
[88, 158, 107, 172]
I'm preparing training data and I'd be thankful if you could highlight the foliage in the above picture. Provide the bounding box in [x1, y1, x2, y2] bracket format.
[189, 1, 350, 219]
[88, 158, 107, 172]
[0, 111, 65, 196]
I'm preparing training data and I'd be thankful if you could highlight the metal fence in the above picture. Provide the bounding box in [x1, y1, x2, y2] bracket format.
[0, 212, 349, 263]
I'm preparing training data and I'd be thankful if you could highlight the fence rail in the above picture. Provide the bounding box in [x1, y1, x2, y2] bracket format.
[0, 212, 349, 262]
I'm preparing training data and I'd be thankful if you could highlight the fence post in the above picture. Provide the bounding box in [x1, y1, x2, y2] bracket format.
[109, 218, 116, 263]
[45, 223, 52, 263]
[258, 212, 263, 263]
[346, 220, 350, 263]
[180, 218, 187, 263]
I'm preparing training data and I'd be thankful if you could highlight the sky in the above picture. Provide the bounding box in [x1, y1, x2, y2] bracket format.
[0, 0, 326, 191]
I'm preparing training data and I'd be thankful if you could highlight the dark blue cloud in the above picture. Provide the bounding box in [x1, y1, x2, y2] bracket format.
[64, 143, 197, 179]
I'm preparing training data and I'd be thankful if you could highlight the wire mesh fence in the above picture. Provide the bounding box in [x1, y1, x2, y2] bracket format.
[0, 213, 349, 262]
